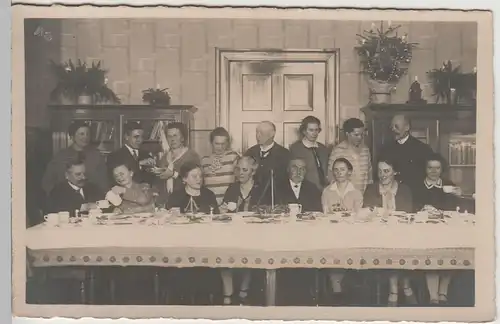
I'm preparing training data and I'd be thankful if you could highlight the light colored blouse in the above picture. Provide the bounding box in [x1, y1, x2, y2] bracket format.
[321, 181, 363, 213]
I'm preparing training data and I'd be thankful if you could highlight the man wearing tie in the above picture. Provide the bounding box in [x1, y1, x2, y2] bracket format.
[378, 114, 434, 192]
[279, 158, 322, 212]
[107, 122, 156, 186]
[244, 121, 290, 204]
[46, 159, 104, 216]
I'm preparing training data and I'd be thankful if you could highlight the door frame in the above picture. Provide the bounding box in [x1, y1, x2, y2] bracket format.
[215, 48, 341, 146]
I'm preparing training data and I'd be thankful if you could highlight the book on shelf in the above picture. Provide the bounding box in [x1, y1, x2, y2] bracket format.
[448, 134, 476, 166]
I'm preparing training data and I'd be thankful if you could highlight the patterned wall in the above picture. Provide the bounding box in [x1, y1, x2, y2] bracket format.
[25, 19, 477, 156]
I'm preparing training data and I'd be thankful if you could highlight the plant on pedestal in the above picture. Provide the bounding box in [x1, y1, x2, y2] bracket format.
[355, 21, 418, 103]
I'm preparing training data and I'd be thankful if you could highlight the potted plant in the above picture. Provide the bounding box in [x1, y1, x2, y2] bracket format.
[355, 22, 418, 103]
[49, 59, 121, 105]
[427, 61, 477, 104]
[142, 86, 171, 106]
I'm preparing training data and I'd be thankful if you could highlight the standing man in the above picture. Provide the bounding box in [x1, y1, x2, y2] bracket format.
[328, 118, 373, 193]
[378, 114, 434, 191]
[244, 121, 290, 205]
[289, 116, 330, 191]
[107, 122, 156, 186]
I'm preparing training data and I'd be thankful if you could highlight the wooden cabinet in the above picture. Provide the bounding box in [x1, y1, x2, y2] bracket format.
[361, 103, 476, 196]
[49, 105, 197, 159]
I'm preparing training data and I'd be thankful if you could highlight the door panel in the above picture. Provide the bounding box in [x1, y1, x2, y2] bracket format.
[229, 61, 327, 154]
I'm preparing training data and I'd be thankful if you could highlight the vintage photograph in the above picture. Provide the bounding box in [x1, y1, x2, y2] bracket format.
[12, 5, 494, 322]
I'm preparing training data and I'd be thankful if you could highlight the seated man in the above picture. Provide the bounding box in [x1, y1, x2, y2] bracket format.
[278, 158, 322, 212]
[46, 159, 104, 217]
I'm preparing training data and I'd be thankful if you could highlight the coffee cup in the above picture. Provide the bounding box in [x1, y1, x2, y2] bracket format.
[170, 207, 181, 217]
[44, 213, 59, 225]
[443, 185, 454, 193]
[58, 211, 70, 224]
[288, 203, 302, 217]
[96, 200, 110, 209]
[105, 191, 122, 206]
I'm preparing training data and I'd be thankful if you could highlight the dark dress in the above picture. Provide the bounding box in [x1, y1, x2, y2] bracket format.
[222, 182, 267, 212]
[363, 181, 414, 213]
[106, 146, 156, 186]
[289, 141, 330, 190]
[378, 136, 434, 192]
[46, 181, 104, 217]
[167, 186, 220, 214]
[277, 179, 322, 212]
[412, 179, 459, 212]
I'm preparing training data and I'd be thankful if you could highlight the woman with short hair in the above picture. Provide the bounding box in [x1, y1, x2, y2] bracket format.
[166, 162, 219, 214]
[363, 159, 415, 307]
[289, 116, 330, 190]
[201, 127, 239, 205]
[218, 156, 262, 305]
[110, 162, 155, 214]
[42, 120, 108, 195]
[414, 153, 463, 305]
[155, 122, 201, 205]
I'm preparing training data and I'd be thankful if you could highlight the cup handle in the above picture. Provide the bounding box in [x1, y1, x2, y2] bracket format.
[44, 215, 48, 221]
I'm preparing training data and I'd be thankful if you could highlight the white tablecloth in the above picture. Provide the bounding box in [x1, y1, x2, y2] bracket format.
[26, 220, 475, 270]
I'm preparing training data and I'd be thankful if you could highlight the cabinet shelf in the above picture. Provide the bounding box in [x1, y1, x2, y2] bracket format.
[49, 104, 197, 157]
[449, 164, 476, 167]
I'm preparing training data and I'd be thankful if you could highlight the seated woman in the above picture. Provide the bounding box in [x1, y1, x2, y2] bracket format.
[221, 156, 263, 213]
[322, 158, 363, 305]
[413, 153, 462, 212]
[110, 163, 155, 214]
[322, 158, 363, 213]
[166, 162, 220, 214]
[219, 156, 260, 305]
[363, 159, 415, 307]
[414, 153, 462, 305]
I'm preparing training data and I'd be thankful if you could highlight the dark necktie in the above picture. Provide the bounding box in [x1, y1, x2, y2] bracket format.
[132, 149, 139, 160]
[76, 187, 84, 199]
[260, 150, 270, 159]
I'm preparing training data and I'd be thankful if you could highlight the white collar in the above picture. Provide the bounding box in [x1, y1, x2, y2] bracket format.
[329, 181, 356, 197]
[68, 181, 82, 191]
[290, 180, 302, 188]
[425, 178, 443, 189]
[302, 138, 318, 148]
[260, 142, 275, 152]
[125, 144, 139, 155]
[397, 135, 410, 144]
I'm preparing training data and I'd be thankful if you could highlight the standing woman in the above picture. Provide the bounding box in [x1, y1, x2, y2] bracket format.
[155, 122, 200, 205]
[201, 127, 240, 205]
[363, 159, 415, 306]
[413, 153, 463, 305]
[289, 116, 330, 190]
[42, 121, 108, 195]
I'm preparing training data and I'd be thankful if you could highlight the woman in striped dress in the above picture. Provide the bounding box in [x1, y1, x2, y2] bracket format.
[201, 127, 239, 206]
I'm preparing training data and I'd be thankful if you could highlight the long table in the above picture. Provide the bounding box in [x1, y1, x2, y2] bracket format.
[25, 217, 476, 305]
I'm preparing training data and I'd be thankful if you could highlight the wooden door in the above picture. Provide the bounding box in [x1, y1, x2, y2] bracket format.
[228, 61, 327, 154]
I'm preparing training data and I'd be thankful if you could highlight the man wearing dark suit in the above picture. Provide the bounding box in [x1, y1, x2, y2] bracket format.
[107, 122, 156, 186]
[244, 121, 291, 204]
[279, 158, 322, 212]
[46, 159, 104, 217]
[378, 114, 434, 192]
[277, 157, 322, 305]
